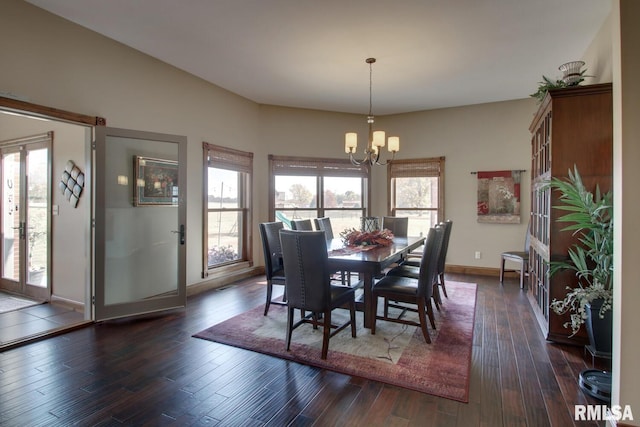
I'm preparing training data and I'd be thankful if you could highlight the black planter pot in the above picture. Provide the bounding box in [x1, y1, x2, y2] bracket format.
[585, 298, 612, 358]
[579, 299, 613, 402]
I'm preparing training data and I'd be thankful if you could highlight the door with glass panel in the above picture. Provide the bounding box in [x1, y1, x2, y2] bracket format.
[0, 133, 52, 301]
[93, 127, 187, 321]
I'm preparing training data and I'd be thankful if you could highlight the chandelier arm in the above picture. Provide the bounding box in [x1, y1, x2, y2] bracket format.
[349, 152, 365, 166]
[373, 150, 396, 166]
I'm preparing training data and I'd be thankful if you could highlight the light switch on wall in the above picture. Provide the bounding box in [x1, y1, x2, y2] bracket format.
[52, 205, 59, 216]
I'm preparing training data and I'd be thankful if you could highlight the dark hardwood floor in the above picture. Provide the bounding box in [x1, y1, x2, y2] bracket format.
[0, 301, 86, 350]
[0, 273, 608, 426]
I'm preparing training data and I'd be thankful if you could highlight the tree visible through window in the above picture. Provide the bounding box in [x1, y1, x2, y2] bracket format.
[269, 155, 369, 232]
[203, 143, 253, 272]
[388, 157, 445, 236]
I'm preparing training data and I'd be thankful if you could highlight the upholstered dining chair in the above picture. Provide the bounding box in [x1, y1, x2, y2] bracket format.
[279, 230, 357, 359]
[382, 216, 408, 238]
[378, 216, 409, 274]
[313, 217, 334, 240]
[259, 222, 287, 316]
[290, 219, 314, 231]
[499, 222, 531, 289]
[371, 226, 443, 343]
[402, 220, 453, 298]
[385, 222, 447, 309]
[314, 216, 351, 285]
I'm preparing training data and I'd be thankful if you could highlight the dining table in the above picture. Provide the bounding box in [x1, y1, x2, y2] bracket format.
[327, 236, 426, 329]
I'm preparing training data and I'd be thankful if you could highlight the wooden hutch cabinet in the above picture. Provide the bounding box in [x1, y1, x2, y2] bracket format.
[528, 83, 612, 345]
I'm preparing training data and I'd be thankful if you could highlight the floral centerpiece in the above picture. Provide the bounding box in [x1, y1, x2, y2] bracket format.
[340, 228, 394, 247]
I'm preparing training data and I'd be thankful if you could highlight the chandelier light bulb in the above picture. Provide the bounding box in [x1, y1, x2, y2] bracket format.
[345, 132, 358, 153]
[388, 136, 400, 153]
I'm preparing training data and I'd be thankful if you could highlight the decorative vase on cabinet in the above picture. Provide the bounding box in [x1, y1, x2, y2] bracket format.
[528, 83, 613, 345]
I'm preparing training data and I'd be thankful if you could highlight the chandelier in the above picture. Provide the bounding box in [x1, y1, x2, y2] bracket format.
[345, 58, 399, 166]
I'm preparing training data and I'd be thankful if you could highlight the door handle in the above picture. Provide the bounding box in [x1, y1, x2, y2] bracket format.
[171, 224, 185, 245]
[12, 222, 26, 239]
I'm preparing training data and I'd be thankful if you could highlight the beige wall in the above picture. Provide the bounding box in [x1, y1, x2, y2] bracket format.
[382, 100, 536, 267]
[612, 0, 640, 423]
[260, 99, 535, 268]
[583, 10, 614, 85]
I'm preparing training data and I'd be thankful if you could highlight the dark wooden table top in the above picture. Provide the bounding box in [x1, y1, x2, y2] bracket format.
[327, 236, 425, 272]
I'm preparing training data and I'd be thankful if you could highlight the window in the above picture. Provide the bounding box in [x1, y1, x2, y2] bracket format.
[269, 155, 370, 232]
[203, 143, 253, 273]
[388, 157, 445, 236]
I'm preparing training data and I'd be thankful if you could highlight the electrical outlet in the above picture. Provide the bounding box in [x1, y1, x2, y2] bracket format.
[475, 251, 481, 259]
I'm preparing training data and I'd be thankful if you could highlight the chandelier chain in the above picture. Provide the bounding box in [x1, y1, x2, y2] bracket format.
[369, 59, 373, 118]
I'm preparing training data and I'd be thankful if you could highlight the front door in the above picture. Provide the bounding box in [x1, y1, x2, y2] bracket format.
[0, 133, 52, 301]
[93, 127, 187, 321]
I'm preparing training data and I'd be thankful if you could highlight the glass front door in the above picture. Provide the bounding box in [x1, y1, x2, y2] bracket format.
[0, 133, 52, 301]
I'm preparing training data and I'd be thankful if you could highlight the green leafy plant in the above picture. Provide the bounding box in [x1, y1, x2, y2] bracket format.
[547, 166, 613, 336]
[530, 71, 589, 103]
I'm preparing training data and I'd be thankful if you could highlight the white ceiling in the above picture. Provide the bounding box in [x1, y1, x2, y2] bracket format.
[26, 0, 611, 115]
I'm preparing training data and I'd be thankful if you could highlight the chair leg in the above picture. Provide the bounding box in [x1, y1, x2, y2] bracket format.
[371, 295, 378, 335]
[520, 260, 529, 289]
[286, 307, 294, 351]
[349, 300, 357, 338]
[321, 310, 331, 359]
[264, 282, 273, 316]
[426, 297, 437, 330]
[417, 299, 432, 344]
[499, 257, 506, 284]
[432, 283, 441, 311]
[439, 272, 448, 298]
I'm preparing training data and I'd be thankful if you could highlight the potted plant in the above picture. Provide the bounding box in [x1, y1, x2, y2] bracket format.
[547, 166, 613, 353]
[530, 61, 590, 103]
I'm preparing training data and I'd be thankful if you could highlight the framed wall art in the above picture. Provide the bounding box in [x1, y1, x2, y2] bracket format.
[134, 156, 178, 206]
[476, 169, 523, 224]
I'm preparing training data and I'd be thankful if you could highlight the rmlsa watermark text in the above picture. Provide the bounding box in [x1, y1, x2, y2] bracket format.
[574, 405, 634, 422]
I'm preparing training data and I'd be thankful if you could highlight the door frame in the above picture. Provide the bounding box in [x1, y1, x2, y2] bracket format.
[0, 132, 53, 301]
[1, 96, 103, 318]
[1, 97, 189, 323]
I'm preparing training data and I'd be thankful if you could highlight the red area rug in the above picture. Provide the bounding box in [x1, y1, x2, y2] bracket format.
[194, 281, 477, 402]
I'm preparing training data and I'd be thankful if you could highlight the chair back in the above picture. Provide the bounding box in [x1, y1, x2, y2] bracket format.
[436, 220, 453, 274]
[280, 230, 331, 313]
[382, 216, 408, 238]
[417, 225, 445, 298]
[290, 219, 314, 231]
[314, 217, 334, 240]
[259, 222, 284, 280]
